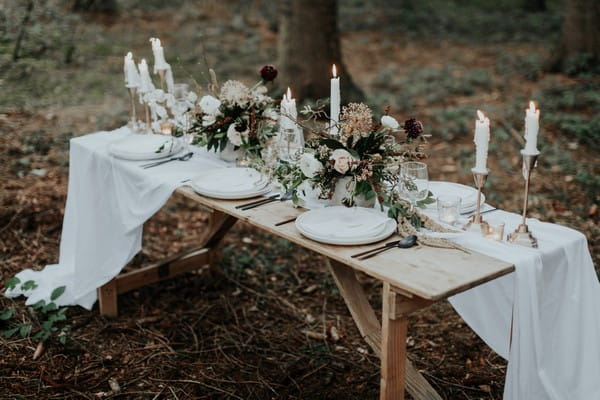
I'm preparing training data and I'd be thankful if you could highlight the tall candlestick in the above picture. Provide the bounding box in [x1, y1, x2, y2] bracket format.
[330, 64, 340, 136]
[149, 37, 169, 72]
[524, 101, 540, 155]
[473, 110, 490, 173]
[137, 59, 154, 94]
[124, 52, 140, 88]
[280, 87, 297, 131]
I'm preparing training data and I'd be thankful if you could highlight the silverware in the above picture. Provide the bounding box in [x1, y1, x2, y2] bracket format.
[274, 216, 298, 226]
[351, 235, 418, 260]
[240, 191, 293, 211]
[235, 194, 280, 209]
[141, 152, 194, 169]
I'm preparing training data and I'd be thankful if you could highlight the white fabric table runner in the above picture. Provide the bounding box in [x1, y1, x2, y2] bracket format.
[7, 127, 600, 399]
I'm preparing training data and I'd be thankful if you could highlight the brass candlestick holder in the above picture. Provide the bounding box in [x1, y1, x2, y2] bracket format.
[127, 87, 138, 131]
[462, 169, 489, 232]
[508, 152, 539, 247]
[144, 101, 152, 134]
[157, 69, 167, 92]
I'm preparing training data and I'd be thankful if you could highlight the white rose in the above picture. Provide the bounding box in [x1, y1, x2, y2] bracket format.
[381, 115, 399, 130]
[330, 149, 356, 174]
[227, 123, 246, 146]
[299, 153, 324, 179]
[199, 95, 221, 115]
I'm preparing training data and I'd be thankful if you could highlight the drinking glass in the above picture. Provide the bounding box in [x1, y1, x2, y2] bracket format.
[173, 83, 190, 101]
[400, 162, 429, 206]
[437, 195, 461, 225]
[278, 127, 304, 163]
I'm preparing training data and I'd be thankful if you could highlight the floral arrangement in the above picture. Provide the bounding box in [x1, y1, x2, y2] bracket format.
[190, 66, 279, 159]
[275, 102, 432, 212]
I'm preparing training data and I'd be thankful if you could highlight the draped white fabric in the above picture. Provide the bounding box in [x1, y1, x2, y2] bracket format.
[6, 127, 226, 309]
[6, 126, 600, 399]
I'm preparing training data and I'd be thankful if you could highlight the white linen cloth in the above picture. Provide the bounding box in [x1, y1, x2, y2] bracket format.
[6, 126, 227, 309]
[5, 126, 600, 398]
[424, 208, 600, 399]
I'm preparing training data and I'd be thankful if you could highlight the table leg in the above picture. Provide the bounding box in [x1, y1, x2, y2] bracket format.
[328, 260, 441, 400]
[381, 282, 408, 399]
[97, 210, 236, 317]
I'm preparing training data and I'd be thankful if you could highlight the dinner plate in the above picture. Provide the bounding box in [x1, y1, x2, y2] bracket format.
[190, 168, 271, 200]
[109, 134, 183, 161]
[426, 181, 485, 214]
[295, 207, 397, 246]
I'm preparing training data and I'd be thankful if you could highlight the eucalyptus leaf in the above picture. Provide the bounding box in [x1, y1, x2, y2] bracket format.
[0, 309, 14, 321]
[4, 277, 20, 291]
[3, 327, 19, 338]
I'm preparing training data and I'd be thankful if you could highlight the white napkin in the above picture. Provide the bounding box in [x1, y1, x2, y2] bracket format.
[301, 208, 390, 239]
[109, 134, 180, 159]
[191, 168, 264, 194]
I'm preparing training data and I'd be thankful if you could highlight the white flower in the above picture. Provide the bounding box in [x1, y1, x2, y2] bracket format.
[186, 91, 198, 104]
[330, 149, 356, 174]
[299, 153, 324, 179]
[202, 114, 217, 127]
[381, 115, 399, 130]
[199, 95, 221, 115]
[227, 123, 247, 146]
[220, 80, 250, 107]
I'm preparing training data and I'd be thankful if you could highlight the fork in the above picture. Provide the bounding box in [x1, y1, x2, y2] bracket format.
[141, 152, 193, 169]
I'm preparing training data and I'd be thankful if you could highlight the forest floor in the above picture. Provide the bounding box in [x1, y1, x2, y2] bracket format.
[1, 1, 599, 399]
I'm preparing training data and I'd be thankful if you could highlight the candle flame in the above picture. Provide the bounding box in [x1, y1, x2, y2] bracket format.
[477, 110, 485, 121]
[286, 87, 292, 99]
[332, 64, 337, 78]
[126, 51, 133, 58]
[528, 101, 536, 111]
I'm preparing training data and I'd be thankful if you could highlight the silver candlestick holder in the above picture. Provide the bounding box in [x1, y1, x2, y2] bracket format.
[462, 169, 489, 233]
[508, 152, 539, 247]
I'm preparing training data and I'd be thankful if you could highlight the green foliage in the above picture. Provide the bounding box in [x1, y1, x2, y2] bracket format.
[0, 283, 71, 345]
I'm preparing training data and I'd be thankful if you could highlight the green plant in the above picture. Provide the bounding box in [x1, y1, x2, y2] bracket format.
[2, 278, 71, 344]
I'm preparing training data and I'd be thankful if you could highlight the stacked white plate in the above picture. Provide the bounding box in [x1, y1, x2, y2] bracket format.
[426, 181, 485, 214]
[108, 134, 183, 161]
[295, 206, 396, 245]
[190, 168, 271, 199]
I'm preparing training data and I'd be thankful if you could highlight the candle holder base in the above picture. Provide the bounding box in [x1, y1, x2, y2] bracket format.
[462, 215, 489, 233]
[507, 223, 538, 248]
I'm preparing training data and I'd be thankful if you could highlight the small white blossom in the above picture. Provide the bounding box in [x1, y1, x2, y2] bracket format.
[199, 95, 221, 115]
[227, 123, 247, 146]
[299, 153, 324, 179]
[381, 115, 399, 130]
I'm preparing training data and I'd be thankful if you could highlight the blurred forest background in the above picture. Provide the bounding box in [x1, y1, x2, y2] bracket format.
[0, 0, 599, 399]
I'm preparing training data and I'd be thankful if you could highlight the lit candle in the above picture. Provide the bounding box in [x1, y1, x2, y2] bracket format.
[330, 64, 340, 136]
[524, 101, 540, 155]
[473, 110, 490, 173]
[123, 52, 140, 88]
[149, 38, 169, 72]
[137, 59, 155, 94]
[280, 87, 297, 131]
[160, 121, 173, 135]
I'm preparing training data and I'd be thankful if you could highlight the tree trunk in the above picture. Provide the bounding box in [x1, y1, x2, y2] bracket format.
[277, 0, 363, 103]
[548, 0, 600, 70]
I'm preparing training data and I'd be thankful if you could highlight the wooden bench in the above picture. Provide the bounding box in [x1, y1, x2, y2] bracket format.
[98, 186, 514, 399]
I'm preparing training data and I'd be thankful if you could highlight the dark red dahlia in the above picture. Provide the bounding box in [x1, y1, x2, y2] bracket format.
[260, 65, 278, 82]
[404, 118, 424, 139]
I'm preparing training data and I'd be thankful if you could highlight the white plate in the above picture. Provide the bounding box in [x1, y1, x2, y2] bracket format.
[295, 207, 397, 246]
[426, 181, 485, 214]
[109, 134, 183, 161]
[190, 168, 272, 200]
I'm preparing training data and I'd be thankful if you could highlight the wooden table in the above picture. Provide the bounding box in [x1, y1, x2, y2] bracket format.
[98, 186, 514, 399]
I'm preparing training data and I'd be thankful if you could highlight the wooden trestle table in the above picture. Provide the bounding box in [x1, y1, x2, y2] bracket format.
[97, 186, 514, 399]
